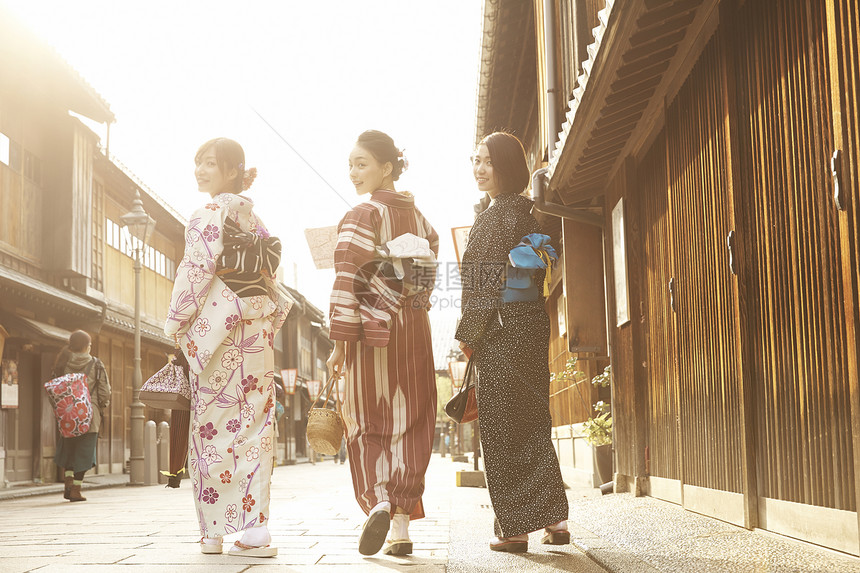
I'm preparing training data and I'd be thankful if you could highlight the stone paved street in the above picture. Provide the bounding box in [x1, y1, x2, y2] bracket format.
[0, 454, 600, 573]
[1, 454, 859, 572]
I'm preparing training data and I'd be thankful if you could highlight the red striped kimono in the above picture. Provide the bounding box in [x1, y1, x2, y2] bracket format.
[329, 189, 438, 519]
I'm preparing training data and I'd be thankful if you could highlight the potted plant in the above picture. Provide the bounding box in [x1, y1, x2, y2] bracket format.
[553, 359, 613, 486]
[583, 365, 613, 485]
[582, 400, 612, 446]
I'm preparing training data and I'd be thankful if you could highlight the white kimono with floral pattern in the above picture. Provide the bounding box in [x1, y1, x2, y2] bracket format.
[165, 192, 292, 538]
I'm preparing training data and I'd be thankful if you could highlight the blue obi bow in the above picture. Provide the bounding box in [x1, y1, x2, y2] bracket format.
[502, 233, 558, 302]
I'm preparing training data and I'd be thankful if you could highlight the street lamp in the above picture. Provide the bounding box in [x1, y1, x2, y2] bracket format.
[120, 189, 156, 485]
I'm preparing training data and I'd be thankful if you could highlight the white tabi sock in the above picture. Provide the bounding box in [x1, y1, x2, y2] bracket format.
[239, 525, 271, 547]
[370, 501, 391, 515]
[391, 513, 410, 541]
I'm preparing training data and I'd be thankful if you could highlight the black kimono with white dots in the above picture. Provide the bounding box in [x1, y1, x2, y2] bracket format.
[455, 193, 569, 537]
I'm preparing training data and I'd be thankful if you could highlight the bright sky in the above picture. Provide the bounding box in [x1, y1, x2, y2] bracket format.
[5, 0, 484, 353]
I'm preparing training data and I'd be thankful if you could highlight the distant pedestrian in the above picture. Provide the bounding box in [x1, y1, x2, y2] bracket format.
[336, 437, 346, 464]
[52, 330, 110, 503]
[165, 138, 292, 557]
[327, 130, 438, 556]
[456, 132, 570, 552]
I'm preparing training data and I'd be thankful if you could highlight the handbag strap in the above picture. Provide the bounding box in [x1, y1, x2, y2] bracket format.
[459, 351, 477, 393]
[308, 374, 341, 415]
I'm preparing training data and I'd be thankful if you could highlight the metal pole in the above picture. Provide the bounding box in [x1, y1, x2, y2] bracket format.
[129, 250, 145, 484]
[544, 0, 558, 150]
[473, 427, 480, 471]
[287, 394, 293, 463]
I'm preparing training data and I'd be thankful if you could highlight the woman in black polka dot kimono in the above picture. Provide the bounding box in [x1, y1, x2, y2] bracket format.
[455, 132, 569, 553]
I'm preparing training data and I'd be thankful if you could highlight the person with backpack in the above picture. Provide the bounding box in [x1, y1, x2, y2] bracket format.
[52, 330, 111, 502]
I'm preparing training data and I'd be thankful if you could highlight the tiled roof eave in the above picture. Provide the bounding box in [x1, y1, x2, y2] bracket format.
[103, 310, 173, 346]
[0, 265, 102, 316]
[547, 0, 618, 182]
[101, 151, 188, 227]
[475, 0, 502, 144]
[547, 0, 712, 200]
[60, 53, 114, 124]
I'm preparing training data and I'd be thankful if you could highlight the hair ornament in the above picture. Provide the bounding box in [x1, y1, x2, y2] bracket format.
[398, 148, 409, 172]
[242, 167, 258, 191]
[238, 162, 244, 170]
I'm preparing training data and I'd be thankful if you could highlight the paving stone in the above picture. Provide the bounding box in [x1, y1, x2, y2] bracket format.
[33, 566, 249, 573]
[0, 557, 55, 573]
[2, 454, 857, 571]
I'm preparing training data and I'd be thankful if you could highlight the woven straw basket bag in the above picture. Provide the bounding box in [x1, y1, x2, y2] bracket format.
[306, 375, 344, 455]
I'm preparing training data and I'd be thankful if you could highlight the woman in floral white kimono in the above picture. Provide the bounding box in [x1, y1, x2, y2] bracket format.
[165, 138, 292, 558]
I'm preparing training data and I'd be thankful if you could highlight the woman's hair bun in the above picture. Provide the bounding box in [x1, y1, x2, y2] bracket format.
[356, 130, 406, 181]
[242, 167, 258, 191]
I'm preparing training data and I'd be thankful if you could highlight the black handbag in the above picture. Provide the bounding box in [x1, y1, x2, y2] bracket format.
[445, 354, 478, 423]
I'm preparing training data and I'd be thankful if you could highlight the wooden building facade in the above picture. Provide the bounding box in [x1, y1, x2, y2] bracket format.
[0, 13, 332, 483]
[476, 0, 860, 555]
[276, 285, 333, 462]
[0, 9, 192, 483]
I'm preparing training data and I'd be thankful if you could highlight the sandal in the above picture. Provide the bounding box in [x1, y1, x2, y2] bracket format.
[227, 540, 278, 558]
[541, 520, 570, 545]
[541, 528, 570, 545]
[489, 535, 528, 553]
[383, 539, 413, 556]
[358, 508, 391, 555]
[199, 537, 222, 554]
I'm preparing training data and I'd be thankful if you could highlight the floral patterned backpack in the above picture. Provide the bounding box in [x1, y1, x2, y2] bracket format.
[44, 369, 93, 438]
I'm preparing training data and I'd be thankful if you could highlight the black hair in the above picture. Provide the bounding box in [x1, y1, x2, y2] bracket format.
[69, 330, 91, 353]
[479, 132, 530, 195]
[195, 138, 247, 193]
[355, 130, 405, 181]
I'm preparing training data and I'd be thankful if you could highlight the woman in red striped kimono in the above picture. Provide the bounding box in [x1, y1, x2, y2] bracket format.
[327, 130, 438, 557]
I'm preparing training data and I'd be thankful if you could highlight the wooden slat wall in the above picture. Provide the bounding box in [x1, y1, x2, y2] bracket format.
[0, 163, 22, 252]
[666, 32, 743, 493]
[22, 180, 42, 262]
[70, 123, 93, 277]
[833, 0, 860, 300]
[548, 354, 599, 426]
[548, 285, 574, 425]
[548, 214, 610, 427]
[734, 0, 854, 511]
[640, 129, 680, 480]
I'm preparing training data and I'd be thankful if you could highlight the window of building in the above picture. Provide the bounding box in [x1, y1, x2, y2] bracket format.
[104, 216, 176, 280]
[300, 336, 312, 378]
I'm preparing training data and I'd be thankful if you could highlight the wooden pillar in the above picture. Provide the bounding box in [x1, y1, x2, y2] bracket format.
[623, 157, 650, 493]
[719, 0, 759, 530]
